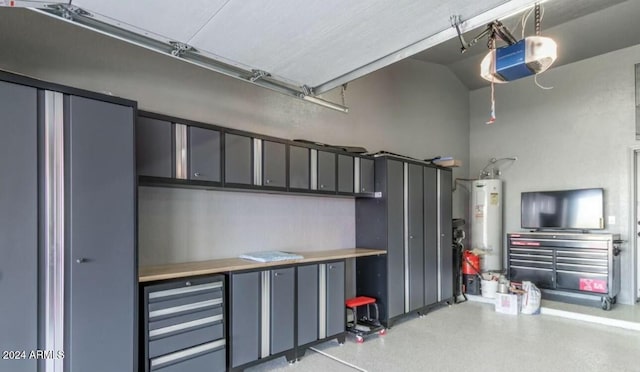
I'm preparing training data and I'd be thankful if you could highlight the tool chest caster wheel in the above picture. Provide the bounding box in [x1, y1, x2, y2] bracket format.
[601, 297, 612, 311]
[378, 329, 387, 336]
[356, 335, 364, 343]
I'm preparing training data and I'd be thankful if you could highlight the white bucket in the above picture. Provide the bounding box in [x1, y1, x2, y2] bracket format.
[481, 279, 499, 299]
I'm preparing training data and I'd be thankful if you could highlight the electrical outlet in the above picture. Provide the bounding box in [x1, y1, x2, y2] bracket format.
[608, 216, 616, 225]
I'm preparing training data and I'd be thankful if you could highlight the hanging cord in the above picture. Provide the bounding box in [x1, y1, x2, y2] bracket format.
[521, 7, 534, 39]
[486, 80, 496, 124]
[486, 35, 497, 124]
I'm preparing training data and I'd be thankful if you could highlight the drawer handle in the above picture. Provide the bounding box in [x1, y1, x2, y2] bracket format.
[274, 272, 281, 277]
[149, 298, 223, 318]
[194, 172, 201, 177]
[75, 258, 87, 264]
[510, 265, 552, 272]
[185, 281, 191, 286]
[556, 262, 608, 270]
[557, 269, 607, 277]
[149, 281, 222, 300]
[320, 184, 324, 189]
[150, 339, 226, 368]
[149, 314, 223, 338]
[266, 179, 271, 184]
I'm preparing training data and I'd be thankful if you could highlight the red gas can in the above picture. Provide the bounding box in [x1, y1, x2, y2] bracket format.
[462, 250, 480, 275]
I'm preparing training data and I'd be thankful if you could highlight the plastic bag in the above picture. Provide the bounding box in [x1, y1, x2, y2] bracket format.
[521, 281, 541, 315]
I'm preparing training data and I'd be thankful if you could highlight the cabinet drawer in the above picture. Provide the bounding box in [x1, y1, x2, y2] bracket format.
[149, 290, 223, 317]
[149, 322, 223, 358]
[556, 270, 608, 294]
[150, 340, 225, 372]
[509, 247, 553, 255]
[556, 256, 608, 267]
[556, 263, 608, 274]
[509, 266, 554, 289]
[509, 259, 553, 269]
[150, 306, 223, 331]
[556, 249, 607, 259]
[148, 280, 223, 301]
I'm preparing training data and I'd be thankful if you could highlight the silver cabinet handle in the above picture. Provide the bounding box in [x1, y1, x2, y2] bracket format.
[194, 172, 201, 177]
[274, 272, 281, 277]
[328, 265, 335, 270]
[265, 179, 271, 184]
[76, 258, 87, 264]
[320, 184, 324, 189]
[185, 281, 191, 286]
[409, 235, 414, 239]
[362, 187, 366, 192]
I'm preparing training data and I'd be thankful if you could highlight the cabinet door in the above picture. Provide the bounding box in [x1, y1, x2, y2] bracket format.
[337, 155, 354, 194]
[67, 96, 135, 372]
[289, 146, 310, 190]
[359, 158, 375, 193]
[386, 160, 405, 319]
[317, 151, 336, 192]
[297, 265, 319, 345]
[263, 141, 286, 188]
[136, 116, 173, 178]
[326, 261, 345, 337]
[188, 126, 221, 182]
[270, 268, 295, 354]
[439, 169, 454, 301]
[407, 163, 425, 311]
[224, 133, 252, 185]
[230, 271, 260, 367]
[423, 166, 439, 306]
[0, 81, 37, 372]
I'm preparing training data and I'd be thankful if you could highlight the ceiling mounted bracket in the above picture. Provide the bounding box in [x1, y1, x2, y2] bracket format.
[169, 42, 197, 57]
[249, 69, 271, 83]
[453, 16, 517, 54]
[47, 3, 92, 20]
[301, 85, 314, 96]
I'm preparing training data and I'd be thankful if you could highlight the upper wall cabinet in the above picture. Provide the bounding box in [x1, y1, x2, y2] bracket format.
[136, 111, 376, 199]
[289, 145, 310, 191]
[188, 126, 221, 183]
[225, 133, 253, 186]
[262, 140, 287, 189]
[358, 157, 375, 194]
[337, 154, 354, 194]
[136, 116, 173, 178]
[316, 150, 336, 192]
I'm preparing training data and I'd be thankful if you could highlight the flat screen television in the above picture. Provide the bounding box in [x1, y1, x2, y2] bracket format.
[521, 188, 604, 230]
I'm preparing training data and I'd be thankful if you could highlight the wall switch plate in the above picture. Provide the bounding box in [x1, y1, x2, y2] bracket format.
[608, 216, 616, 225]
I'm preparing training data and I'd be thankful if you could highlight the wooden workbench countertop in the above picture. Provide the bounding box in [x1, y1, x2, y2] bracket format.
[139, 248, 386, 282]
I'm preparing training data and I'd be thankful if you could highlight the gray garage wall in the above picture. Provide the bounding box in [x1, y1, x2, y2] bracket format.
[470, 43, 640, 305]
[0, 10, 469, 266]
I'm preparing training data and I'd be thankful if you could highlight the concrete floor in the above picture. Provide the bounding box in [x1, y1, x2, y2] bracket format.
[246, 301, 640, 372]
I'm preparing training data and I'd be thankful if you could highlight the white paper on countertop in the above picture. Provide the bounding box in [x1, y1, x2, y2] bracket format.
[239, 251, 304, 263]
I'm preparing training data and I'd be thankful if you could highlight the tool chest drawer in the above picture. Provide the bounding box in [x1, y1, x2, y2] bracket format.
[150, 340, 226, 372]
[142, 275, 226, 372]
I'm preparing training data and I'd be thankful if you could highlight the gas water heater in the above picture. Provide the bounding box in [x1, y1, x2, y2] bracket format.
[471, 179, 503, 272]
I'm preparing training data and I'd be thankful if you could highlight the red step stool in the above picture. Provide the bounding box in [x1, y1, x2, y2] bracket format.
[345, 296, 386, 343]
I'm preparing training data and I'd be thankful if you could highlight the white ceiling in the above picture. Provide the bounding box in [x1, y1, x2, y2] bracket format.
[413, 0, 640, 89]
[56, 0, 541, 92]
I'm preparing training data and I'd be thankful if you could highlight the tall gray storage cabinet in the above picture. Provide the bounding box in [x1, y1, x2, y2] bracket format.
[0, 73, 137, 372]
[355, 156, 453, 327]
